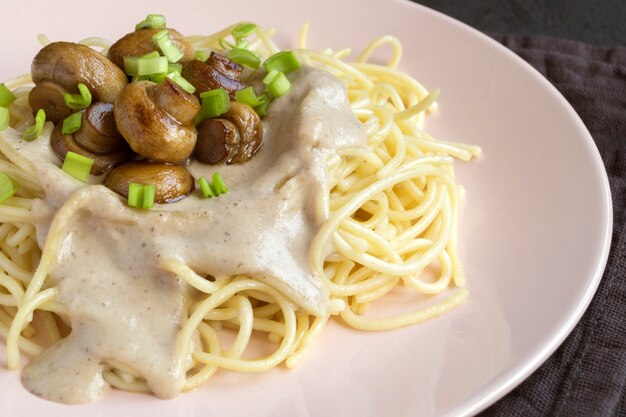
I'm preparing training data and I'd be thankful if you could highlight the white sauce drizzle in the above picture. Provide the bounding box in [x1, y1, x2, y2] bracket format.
[0, 66, 365, 403]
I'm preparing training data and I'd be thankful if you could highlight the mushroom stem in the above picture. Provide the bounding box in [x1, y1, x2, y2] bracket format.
[74, 102, 126, 155]
[28, 81, 72, 124]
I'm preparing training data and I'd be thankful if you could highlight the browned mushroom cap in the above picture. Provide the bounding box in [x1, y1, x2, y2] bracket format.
[153, 78, 200, 125]
[27, 81, 73, 124]
[222, 102, 263, 164]
[194, 103, 262, 165]
[51, 125, 132, 175]
[107, 28, 194, 70]
[206, 52, 244, 79]
[31, 42, 128, 105]
[181, 54, 248, 99]
[114, 80, 199, 163]
[104, 161, 194, 203]
[195, 119, 241, 164]
[74, 102, 126, 155]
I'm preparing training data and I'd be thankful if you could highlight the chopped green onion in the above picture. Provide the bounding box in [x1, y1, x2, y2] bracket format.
[149, 73, 167, 83]
[142, 184, 155, 209]
[168, 62, 182, 73]
[198, 174, 228, 198]
[128, 183, 156, 209]
[227, 48, 261, 69]
[22, 109, 46, 141]
[61, 151, 93, 182]
[137, 55, 168, 76]
[253, 99, 271, 117]
[235, 86, 265, 107]
[0, 107, 9, 131]
[195, 51, 209, 61]
[0, 172, 17, 204]
[124, 56, 139, 76]
[127, 183, 144, 207]
[197, 88, 230, 122]
[211, 172, 228, 195]
[63, 83, 92, 110]
[263, 70, 291, 98]
[152, 30, 184, 63]
[0, 84, 16, 107]
[263, 51, 301, 74]
[62, 112, 82, 135]
[135, 14, 166, 30]
[167, 72, 196, 94]
[232, 23, 257, 40]
[142, 51, 161, 59]
[198, 177, 215, 198]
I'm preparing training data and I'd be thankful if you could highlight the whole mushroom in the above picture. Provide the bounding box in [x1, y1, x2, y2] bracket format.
[114, 78, 200, 163]
[107, 28, 194, 70]
[51, 102, 132, 175]
[195, 102, 263, 165]
[29, 42, 128, 123]
[104, 161, 194, 203]
[181, 52, 248, 99]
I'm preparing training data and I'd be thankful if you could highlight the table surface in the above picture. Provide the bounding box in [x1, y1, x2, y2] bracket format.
[416, 0, 626, 46]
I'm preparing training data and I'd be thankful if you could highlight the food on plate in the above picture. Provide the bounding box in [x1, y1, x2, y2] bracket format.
[0, 14, 481, 404]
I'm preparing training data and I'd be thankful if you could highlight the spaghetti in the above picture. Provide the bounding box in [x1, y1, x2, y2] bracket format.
[0, 23, 480, 399]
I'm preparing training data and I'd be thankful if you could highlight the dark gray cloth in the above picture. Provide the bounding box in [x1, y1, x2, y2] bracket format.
[479, 35, 626, 417]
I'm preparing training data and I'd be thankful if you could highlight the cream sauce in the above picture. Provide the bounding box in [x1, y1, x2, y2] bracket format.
[0, 66, 365, 403]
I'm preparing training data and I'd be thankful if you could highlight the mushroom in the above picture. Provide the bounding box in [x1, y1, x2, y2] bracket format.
[195, 119, 241, 164]
[74, 102, 127, 154]
[51, 125, 132, 176]
[104, 161, 194, 203]
[107, 28, 194, 70]
[114, 78, 200, 163]
[29, 42, 128, 123]
[181, 52, 248, 99]
[195, 102, 262, 165]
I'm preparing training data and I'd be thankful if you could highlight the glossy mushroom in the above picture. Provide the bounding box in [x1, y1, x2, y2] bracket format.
[107, 28, 194, 70]
[114, 79, 200, 163]
[29, 42, 128, 123]
[195, 102, 262, 165]
[181, 53, 248, 99]
[104, 161, 194, 203]
[74, 102, 127, 155]
[51, 125, 131, 176]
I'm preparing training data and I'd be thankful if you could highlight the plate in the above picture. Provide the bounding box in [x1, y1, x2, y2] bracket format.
[0, 0, 612, 416]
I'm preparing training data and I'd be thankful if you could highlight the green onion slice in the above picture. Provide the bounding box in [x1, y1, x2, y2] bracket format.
[253, 99, 271, 117]
[235, 86, 265, 107]
[124, 56, 140, 76]
[198, 174, 228, 198]
[22, 109, 46, 141]
[0, 107, 9, 131]
[198, 177, 214, 198]
[197, 88, 230, 122]
[137, 55, 168, 76]
[168, 62, 182, 73]
[263, 70, 291, 98]
[0, 172, 18, 204]
[227, 48, 261, 69]
[61, 151, 93, 182]
[211, 172, 229, 195]
[64, 83, 92, 110]
[128, 183, 156, 209]
[135, 14, 166, 30]
[167, 72, 196, 94]
[263, 51, 301, 74]
[0, 84, 16, 107]
[195, 51, 209, 62]
[62, 112, 82, 135]
[232, 23, 257, 40]
[152, 30, 184, 63]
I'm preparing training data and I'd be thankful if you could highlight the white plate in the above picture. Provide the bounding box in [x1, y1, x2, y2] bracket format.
[0, 0, 612, 416]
